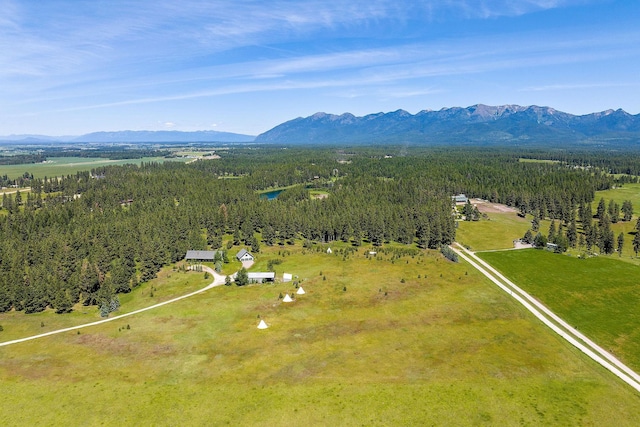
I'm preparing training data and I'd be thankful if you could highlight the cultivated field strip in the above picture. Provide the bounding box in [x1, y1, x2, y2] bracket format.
[451, 243, 640, 393]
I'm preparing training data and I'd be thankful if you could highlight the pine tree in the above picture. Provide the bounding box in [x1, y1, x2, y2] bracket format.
[533, 233, 547, 249]
[617, 232, 625, 257]
[596, 198, 606, 219]
[633, 232, 640, 257]
[531, 216, 540, 232]
[621, 200, 634, 222]
[608, 200, 620, 223]
[53, 288, 73, 314]
[566, 220, 577, 248]
[548, 220, 557, 242]
[235, 268, 249, 286]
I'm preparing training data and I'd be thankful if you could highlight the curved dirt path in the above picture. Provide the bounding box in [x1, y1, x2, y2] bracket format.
[451, 243, 640, 393]
[0, 266, 228, 348]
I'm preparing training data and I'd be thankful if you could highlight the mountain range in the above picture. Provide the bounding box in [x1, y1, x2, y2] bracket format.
[3, 105, 640, 146]
[0, 130, 255, 144]
[255, 104, 640, 146]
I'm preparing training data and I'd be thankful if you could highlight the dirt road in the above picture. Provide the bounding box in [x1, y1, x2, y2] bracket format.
[451, 243, 640, 393]
[0, 266, 227, 348]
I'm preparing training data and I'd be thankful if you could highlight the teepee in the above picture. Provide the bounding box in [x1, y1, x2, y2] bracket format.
[282, 293, 293, 302]
[257, 319, 268, 329]
[296, 286, 305, 295]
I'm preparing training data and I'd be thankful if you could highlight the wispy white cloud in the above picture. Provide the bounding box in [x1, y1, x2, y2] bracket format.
[1, 0, 635, 134]
[6, 23, 639, 117]
[446, 0, 594, 19]
[0, 0, 21, 29]
[521, 82, 639, 91]
[0, 0, 582, 80]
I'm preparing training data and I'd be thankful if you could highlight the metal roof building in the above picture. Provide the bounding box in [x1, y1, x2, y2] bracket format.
[185, 250, 217, 262]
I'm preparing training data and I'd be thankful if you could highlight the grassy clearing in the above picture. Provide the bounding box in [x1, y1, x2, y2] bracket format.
[518, 158, 560, 164]
[596, 183, 640, 212]
[478, 249, 640, 371]
[0, 187, 30, 194]
[0, 265, 209, 342]
[2, 243, 640, 425]
[455, 212, 532, 251]
[310, 189, 330, 198]
[0, 156, 188, 179]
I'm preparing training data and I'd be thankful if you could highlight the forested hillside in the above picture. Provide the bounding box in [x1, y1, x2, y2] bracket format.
[0, 148, 619, 314]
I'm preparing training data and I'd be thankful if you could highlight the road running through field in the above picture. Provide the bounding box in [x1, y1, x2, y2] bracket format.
[0, 266, 227, 348]
[451, 243, 640, 393]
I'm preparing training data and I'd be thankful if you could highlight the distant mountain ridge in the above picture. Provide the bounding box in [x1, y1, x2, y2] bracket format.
[75, 130, 255, 143]
[0, 130, 255, 143]
[255, 104, 640, 145]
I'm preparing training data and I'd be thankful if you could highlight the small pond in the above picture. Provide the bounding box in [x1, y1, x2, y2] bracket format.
[260, 189, 283, 200]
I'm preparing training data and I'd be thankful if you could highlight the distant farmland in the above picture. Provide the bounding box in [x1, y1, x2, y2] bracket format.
[0, 156, 189, 179]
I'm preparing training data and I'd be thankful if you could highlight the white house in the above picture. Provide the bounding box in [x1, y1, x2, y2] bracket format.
[236, 249, 254, 262]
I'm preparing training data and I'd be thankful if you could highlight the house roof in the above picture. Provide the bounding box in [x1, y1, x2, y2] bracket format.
[236, 248, 252, 260]
[185, 250, 217, 261]
[248, 272, 275, 279]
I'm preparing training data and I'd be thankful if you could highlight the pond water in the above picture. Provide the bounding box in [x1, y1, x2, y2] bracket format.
[261, 189, 283, 200]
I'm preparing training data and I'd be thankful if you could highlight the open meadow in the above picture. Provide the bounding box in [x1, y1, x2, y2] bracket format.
[0, 156, 188, 180]
[478, 249, 640, 373]
[595, 183, 640, 212]
[2, 243, 640, 425]
[455, 211, 532, 251]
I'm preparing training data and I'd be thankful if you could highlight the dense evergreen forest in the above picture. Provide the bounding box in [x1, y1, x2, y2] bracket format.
[0, 146, 631, 314]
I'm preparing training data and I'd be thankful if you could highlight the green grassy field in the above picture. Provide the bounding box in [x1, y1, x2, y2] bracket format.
[2, 243, 640, 425]
[0, 187, 30, 194]
[0, 263, 210, 342]
[596, 183, 640, 212]
[478, 249, 640, 371]
[518, 158, 560, 164]
[455, 212, 532, 251]
[0, 156, 188, 179]
[580, 184, 640, 264]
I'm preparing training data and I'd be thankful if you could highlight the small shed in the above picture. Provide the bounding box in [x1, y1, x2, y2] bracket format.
[236, 249, 254, 262]
[185, 250, 217, 262]
[248, 272, 275, 283]
[452, 194, 469, 204]
[283, 273, 293, 282]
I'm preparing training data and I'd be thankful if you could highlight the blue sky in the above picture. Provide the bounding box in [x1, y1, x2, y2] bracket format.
[1, 0, 639, 136]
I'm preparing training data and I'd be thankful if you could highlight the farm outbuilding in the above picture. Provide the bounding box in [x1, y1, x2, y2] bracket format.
[247, 272, 275, 283]
[185, 250, 217, 262]
[452, 194, 469, 204]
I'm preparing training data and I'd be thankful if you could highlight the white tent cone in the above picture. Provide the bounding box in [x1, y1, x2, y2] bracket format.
[282, 293, 293, 302]
[296, 286, 305, 295]
[257, 319, 268, 329]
